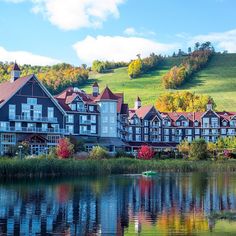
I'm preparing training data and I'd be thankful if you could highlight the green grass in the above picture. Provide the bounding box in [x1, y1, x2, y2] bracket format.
[81, 54, 236, 111]
[1, 158, 236, 178]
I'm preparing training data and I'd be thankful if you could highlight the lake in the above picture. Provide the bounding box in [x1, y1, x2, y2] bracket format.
[1, 172, 236, 235]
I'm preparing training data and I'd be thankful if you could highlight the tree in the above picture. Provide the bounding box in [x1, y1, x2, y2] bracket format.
[89, 146, 109, 159]
[138, 145, 155, 160]
[128, 59, 142, 78]
[189, 139, 208, 160]
[178, 140, 190, 158]
[194, 42, 200, 51]
[56, 138, 74, 159]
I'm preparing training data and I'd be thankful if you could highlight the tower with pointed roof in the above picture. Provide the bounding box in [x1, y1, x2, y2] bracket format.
[207, 99, 213, 110]
[135, 96, 142, 110]
[11, 62, 21, 83]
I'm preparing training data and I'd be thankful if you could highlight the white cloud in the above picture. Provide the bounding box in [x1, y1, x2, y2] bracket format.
[4, 0, 125, 30]
[124, 27, 137, 36]
[73, 35, 178, 64]
[0, 46, 61, 65]
[190, 29, 236, 52]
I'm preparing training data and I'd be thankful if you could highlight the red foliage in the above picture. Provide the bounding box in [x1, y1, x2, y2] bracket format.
[138, 145, 155, 160]
[56, 138, 74, 159]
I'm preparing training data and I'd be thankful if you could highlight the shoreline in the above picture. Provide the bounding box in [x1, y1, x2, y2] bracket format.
[1, 158, 236, 178]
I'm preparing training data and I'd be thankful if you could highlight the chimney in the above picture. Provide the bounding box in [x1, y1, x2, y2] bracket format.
[11, 62, 21, 83]
[206, 99, 213, 110]
[135, 96, 141, 109]
[92, 82, 99, 97]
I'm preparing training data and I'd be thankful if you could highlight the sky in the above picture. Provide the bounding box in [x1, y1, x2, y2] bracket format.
[0, 0, 236, 66]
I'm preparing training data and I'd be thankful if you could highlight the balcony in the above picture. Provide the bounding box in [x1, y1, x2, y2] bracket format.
[9, 115, 58, 123]
[80, 120, 91, 125]
[79, 130, 92, 135]
[0, 126, 65, 134]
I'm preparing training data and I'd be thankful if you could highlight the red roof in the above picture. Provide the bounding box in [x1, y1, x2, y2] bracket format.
[135, 105, 153, 119]
[95, 86, 118, 101]
[0, 75, 33, 106]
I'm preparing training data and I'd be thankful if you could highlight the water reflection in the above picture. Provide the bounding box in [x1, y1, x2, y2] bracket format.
[0, 173, 236, 235]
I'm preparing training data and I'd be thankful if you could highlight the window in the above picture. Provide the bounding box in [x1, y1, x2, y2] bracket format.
[48, 107, 54, 119]
[164, 129, 169, 135]
[33, 105, 42, 119]
[80, 115, 87, 123]
[176, 121, 180, 126]
[186, 129, 192, 135]
[101, 103, 108, 112]
[164, 136, 169, 142]
[27, 98, 37, 105]
[42, 123, 47, 131]
[47, 135, 60, 144]
[89, 106, 94, 112]
[129, 127, 133, 133]
[102, 116, 108, 123]
[211, 117, 218, 128]
[195, 129, 200, 135]
[135, 135, 141, 141]
[66, 125, 74, 134]
[102, 126, 108, 134]
[187, 136, 192, 142]
[221, 129, 226, 135]
[144, 127, 149, 134]
[0, 122, 9, 131]
[91, 125, 96, 134]
[135, 127, 141, 134]
[182, 121, 188, 127]
[110, 117, 115, 123]
[80, 125, 87, 134]
[194, 121, 199, 127]
[77, 102, 85, 111]
[230, 120, 236, 127]
[144, 135, 149, 141]
[70, 104, 76, 111]
[1, 134, 16, 143]
[110, 103, 116, 113]
[22, 104, 30, 118]
[51, 124, 59, 130]
[144, 120, 149, 126]
[15, 122, 21, 131]
[91, 115, 96, 123]
[27, 123, 36, 129]
[66, 114, 74, 123]
[9, 105, 16, 119]
[222, 121, 227, 126]
[203, 118, 209, 128]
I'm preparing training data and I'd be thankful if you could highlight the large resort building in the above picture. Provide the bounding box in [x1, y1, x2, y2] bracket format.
[0, 63, 236, 155]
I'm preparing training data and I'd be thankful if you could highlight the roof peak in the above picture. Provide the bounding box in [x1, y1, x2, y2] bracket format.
[13, 62, 20, 71]
[95, 86, 118, 101]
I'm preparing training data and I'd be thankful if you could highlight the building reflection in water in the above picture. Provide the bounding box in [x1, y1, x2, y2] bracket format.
[0, 173, 236, 235]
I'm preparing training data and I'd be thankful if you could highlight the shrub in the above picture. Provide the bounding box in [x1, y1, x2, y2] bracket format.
[56, 138, 74, 159]
[138, 145, 155, 160]
[189, 139, 208, 160]
[89, 146, 109, 160]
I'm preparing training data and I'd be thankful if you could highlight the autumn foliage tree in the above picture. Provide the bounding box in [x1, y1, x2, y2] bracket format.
[138, 145, 155, 160]
[128, 59, 142, 78]
[56, 138, 74, 159]
[156, 91, 216, 112]
[162, 42, 214, 89]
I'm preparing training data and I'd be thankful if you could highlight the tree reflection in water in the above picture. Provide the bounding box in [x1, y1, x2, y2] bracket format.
[0, 173, 236, 235]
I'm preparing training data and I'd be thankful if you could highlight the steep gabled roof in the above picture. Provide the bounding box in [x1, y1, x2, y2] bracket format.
[0, 74, 33, 107]
[95, 86, 118, 101]
[135, 105, 153, 119]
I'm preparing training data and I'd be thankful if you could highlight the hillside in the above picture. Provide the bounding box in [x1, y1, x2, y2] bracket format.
[81, 54, 236, 111]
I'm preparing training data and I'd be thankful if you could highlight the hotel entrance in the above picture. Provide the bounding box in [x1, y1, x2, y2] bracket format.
[24, 134, 48, 155]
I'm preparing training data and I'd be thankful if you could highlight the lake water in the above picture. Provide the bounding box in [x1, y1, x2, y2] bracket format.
[1, 172, 236, 235]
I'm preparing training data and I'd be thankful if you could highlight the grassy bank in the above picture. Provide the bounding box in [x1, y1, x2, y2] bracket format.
[1, 158, 236, 178]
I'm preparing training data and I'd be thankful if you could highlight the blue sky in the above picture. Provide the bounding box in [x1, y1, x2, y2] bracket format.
[0, 0, 236, 65]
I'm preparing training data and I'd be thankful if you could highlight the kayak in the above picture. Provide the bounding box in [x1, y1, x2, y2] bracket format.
[142, 171, 157, 177]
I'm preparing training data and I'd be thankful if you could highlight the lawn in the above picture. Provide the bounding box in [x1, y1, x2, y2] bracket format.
[81, 53, 236, 111]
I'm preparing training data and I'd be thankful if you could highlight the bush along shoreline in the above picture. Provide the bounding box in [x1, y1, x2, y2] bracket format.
[1, 158, 236, 179]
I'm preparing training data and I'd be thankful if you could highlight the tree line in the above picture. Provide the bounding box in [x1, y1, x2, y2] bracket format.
[128, 53, 164, 78]
[0, 62, 89, 94]
[91, 60, 128, 73]
[162, 42, 214, 89]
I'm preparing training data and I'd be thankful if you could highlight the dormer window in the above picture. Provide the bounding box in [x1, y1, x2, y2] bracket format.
[223, 121, 227, 126]
[176, 121, 180, 126]
[70, 104, 76, 111]
[89, 106, 94, 112]
[194, 121, 199, 127]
